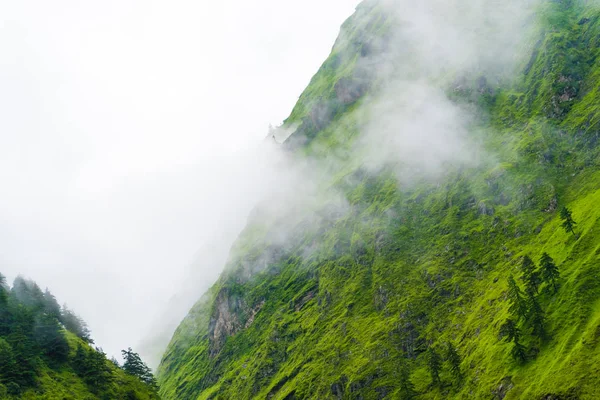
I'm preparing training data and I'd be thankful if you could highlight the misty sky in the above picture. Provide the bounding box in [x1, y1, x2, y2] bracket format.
[0, 0, 360, 364]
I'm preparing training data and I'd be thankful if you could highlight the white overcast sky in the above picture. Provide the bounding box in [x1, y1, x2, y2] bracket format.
[0, 0, 360, 364]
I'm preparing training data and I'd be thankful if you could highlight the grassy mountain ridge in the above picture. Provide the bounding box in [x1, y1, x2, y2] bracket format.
[15, 331, 158, 400]
[158, 1, 600, 399]
[0, 275, 159, 399]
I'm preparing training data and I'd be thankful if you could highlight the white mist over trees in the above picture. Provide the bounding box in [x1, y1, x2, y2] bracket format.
[0, 0, 543, 371]
[0, 0, 360, 366]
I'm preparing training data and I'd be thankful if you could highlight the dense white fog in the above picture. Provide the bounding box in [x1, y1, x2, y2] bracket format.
[0, 0, 360, 366]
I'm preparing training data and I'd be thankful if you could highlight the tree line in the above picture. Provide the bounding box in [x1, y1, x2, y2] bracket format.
[0, 274, 158, 397]
[500, 252, 561, 363]
[392, 207, 575, 397]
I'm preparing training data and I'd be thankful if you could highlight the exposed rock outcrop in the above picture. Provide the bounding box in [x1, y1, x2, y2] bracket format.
[208, 288, 264, 356]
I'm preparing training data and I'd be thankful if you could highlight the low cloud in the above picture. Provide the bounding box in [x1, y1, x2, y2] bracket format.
[0, 0, 361, 367]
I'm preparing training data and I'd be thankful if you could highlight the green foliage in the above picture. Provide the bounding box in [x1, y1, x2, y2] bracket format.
[500, 319, 521, 344]
[540, 253, 560, 293]
[500, 319, 527, 364]
[521, 255, 541, 296]
[560, 206, 577, 236]
[42, 288, 61, 319]
[507, 275, 528, 321]
[510, 339, 528, 365]
[122, 348, 159, 392]
[158, 1, 600, 399]
[526, 291, 546, 340]
[426, 346, 442, 387]
[61, 305, 94, 344]
[397, 359, 416, 399]
[0, 275, 159, 399]
[34, 313, 70, 365]
[0, 338, 17, 381]
[72, 345, 114, 391]
[445, 342, 462, 385]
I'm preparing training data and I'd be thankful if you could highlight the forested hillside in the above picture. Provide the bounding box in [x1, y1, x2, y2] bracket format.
[158, 0, 600, 399]
[0, 274, 159, 399]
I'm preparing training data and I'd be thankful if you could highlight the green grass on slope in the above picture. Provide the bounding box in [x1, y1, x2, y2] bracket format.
[3, 332, 158, 400]
[158, 1, 600, 399]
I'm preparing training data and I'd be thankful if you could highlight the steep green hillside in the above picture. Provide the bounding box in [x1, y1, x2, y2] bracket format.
[0, 275, 159, 399]
[158, 1, 600, 399]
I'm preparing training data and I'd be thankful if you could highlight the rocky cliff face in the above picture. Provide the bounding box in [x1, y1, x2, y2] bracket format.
[207, 288, 265, 357]
[208, 289, 246, 356]
[158, 1, 600, 399]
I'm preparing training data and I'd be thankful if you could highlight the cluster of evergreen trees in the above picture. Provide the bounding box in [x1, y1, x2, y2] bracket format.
[560, 207, 577, 238]
[73, 345, 113, 391]
[500, 252, 560, 363]
[71, 345, 158, 396]
[426, 342, 463, 388]
[497, 207, 572, 363]
[121, 347, 159, 390]
[0, 273, 158, 397]
[0, 274, 90, 395]
[397, 341, 463, 399]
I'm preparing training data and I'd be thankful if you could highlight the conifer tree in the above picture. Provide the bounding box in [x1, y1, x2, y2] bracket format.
[500, 319, 519, 343]
[33, 313, 69, 365]
[507, 275, 528, 321]
[72, 344, 87, 376]
[520, 256, 541, 295]
[0, 275, 9, 337]
[398, 359, 416, 399]
[426, 346, 442, 387]
[87, 348, 113, 390]
[526, 292, 546, 340]
[61, 305, 94, 344]
[540, 253, 559, 293]
[0, 274, 7, 305]
[445, 342, 462, 384]
[500, 319, 526, 363]
[560, 207, 577, 237]
[121, 348, 158, 391]
[11, 277, 44, 311]
[42, 289, 61, 319]
[510, 339, 527, 364]
[73, 345, 113, 392]
[6, 327, 37, 387]
[0, 338, 17, 381]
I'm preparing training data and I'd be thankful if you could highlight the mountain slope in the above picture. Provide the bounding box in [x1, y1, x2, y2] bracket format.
[0, 275, 159, 399]
[158, 1, 600, 399]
